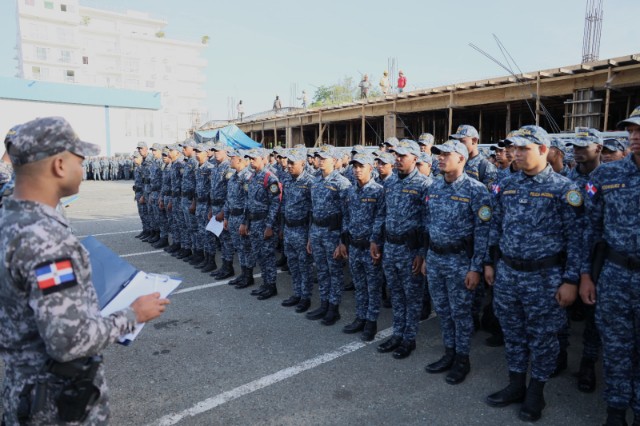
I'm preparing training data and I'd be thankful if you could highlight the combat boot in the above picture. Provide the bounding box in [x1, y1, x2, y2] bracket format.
[275, 255, 287, 268]
[189, 250, 204, 265]
[211, 261, 234, 280]
[228, 267, 245, 286]
[342, 318, 365, 334]
[603, 407, 628, 426]
[550, 349, 568, 378]
[165, 243, 180, 254]
[176, 248, 192, 260]
[306, 301, 329, 321]
[135, 230, 145, 239]
[392, 339, 416, 359]
[519, 378, 546, 422]
[425, 348, 456, 374]
[139, 230, 152, 242]
[201, 256, 218, 273]
[377, 336, 402, 353]
[257, 283, 277, 300]
[295, 298, 311, 313]
[321, 304, 341, 326]
[194, 253, 209, 269]
[445, 354, 470, 385]
[360, 320, 377, 341]
[236, 268, 254, 289]
[153, 237, 169, 249]
[577, 357, 597, 393]
[147, 231, 160, 244]
[281, 295, 301, 307]
[182, 249, 194, 262]
[486, 371, 526, 407]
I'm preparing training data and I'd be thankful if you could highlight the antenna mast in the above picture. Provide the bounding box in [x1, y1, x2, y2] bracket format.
[582, 0, 604, 63]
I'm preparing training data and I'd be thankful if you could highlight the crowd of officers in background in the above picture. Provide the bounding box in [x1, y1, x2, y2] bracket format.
[129, 106, 639, 426]
[82, 155, 135, 181]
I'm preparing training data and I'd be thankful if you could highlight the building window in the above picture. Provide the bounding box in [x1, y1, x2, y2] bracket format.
[44, 1, 54, 9]
[32, 66, 41, 79]
[35, 46, 47, 60]
[82, 56, 88, 65]
[60, 4, 67, 11]
[60, 50, 71, 63]
[65, 70, 75, 83]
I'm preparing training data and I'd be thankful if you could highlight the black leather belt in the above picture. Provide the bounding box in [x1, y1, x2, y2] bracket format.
[385, 233, 406, 245]
[172, 191, 181, 197]
[312, 214, 341, 229]
[247, 211, 267, 221]
[501, 253, 564, 272]
[350, 238, 370, 250]
[229, 208, 244, 216]
[211, 199, 225, 206]
[607, 249, 640, 271]
[285, 217, 309, 228]
[196, 197, 209, 203]
[182, 191, 194, 199]
[429, 241, 466, 256]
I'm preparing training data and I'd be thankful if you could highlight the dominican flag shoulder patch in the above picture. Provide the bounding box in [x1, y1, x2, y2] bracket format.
[35, 259, 78, 295]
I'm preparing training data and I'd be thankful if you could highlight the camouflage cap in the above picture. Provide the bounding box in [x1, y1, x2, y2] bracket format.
[431, 140, 469, 161]
[284, 148, 307, 162]
[549, 137, 568, 154]
[306, 148, 316, 157]
[450, 125, 479, 140]
[349, 152, 374, 166]
[180, 138, 197, 148]
[227, 148, 240, 157]
[211, 141, 228, 151]
[566, 127, 603, 147]
[417, 152, 433, 164]
[132, 151, 142, 159]
[4, 124, 21, 150]
[168, 143, 181, 152]
[505, 125, 551, 147]
[245, 148, 266, 159]
[315, 144, 336, 159]
[194, 143, 207, 152]
[417, 133, 435, 145]
[350, 144, 367, 155]
[603, 137, 629, 152]
[390, 139, 420, 157]
[383, 137, 399, 148]
[150, 142, 162, 151]
[137, 141, 148, 149]
[272, 145, 285, 156]
[293, 143, 306, 149]
[617, 105, 640, 129]
[375, 152, 396, 165]
[8, 117, 100, 166]
[489, 144, 505, 151]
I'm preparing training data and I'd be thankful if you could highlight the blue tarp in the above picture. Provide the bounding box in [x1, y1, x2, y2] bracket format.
[194, 124, 261, 149]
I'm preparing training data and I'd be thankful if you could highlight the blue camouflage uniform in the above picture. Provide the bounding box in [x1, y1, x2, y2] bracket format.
[133, 156, 147, 233]
[309, 146, 351, 307]
[244, 149, 281, 286]
[209, 148, 235, 263]
[170, 153, 185, 247]
[488, 126, 584, 382]
[344, 156, 385, 322]
[583, 152, 640, 416]
[100, 158, 109, 180]
[194, 150, 214, 255]
[424, 165, 491, 357]
[180, 143, 198, 251]
[224, 161, 255, 270]
[374, 142, 431, 346]
[282, 149, 314, 301]
[159, 153, 173, 242]
[148, 147, 163, 236]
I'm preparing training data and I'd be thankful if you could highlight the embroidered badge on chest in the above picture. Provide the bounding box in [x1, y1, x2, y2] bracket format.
[566, 189, 583, 207]
[478, 205, 492, 222]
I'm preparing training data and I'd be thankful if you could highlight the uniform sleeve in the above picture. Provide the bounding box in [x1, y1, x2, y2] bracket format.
[470, 187, 492, 273]
[339, 179, 352, 234]
[560, 182, 585, 284]
[581, 174, 604, 276]
[20, 245, 137, 362]
[483, 162, 498, 190]
[371, 188, 386, 245]
[422, 188, 431, 259]
[266, 174, 281, 228]
[486, 185, 503, 265]
[342, 187, 353, 238]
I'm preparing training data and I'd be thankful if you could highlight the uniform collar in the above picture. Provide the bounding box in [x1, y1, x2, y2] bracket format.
[3, 198, 69, 228]
[517, 164, 553, 184]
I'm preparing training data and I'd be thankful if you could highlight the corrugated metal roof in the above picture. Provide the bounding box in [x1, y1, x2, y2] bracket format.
[0, 77, 161, 110]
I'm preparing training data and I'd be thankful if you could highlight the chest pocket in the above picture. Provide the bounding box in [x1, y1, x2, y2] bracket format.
[430, 195, 469, 225]
[504, 193, 555, 231]
[604, 183, 640, 229]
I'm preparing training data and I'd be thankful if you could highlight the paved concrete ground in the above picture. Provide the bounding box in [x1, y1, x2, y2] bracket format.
[1, 180, 614, 425]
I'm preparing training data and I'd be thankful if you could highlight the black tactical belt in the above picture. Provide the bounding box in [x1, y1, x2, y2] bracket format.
[312, 214, 341, 228]
[385, 233, 406, 245]
[211, 199, 225, 206]
[607, 249, 640, 271]
[501, 253, 563, 272]
[229, 208, 244, 216]
[196, 197, 209, 203]
[350, 238, 370, 250]
[429, 241, 466, 256]
[182, 191, 194, 199]
[285, 217, 309, 228]
[172, 191, 181, 197]
[247, 211, 268, 221]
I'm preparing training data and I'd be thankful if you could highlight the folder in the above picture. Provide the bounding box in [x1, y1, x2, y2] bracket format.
[81, 236, 181, 345]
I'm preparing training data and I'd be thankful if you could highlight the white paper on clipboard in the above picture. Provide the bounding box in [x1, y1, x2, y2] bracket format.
[206, 217, 224, 236]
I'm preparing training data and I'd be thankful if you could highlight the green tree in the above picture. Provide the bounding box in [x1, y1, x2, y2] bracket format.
[311, 75, 382, 107]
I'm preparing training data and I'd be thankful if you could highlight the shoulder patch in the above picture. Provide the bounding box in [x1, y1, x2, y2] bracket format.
[478, 205, 492, 222]
[269, 183, 280, 195]
[566, 189, 583, 207]
[35, 259, 78, 295]
[225, 171, 234, 180]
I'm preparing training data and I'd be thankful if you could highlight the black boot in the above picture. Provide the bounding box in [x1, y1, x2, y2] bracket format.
[165, 243, 180, 254]
[577, 357, 597, 393]
[175, 248, 191, 260]
[343, 281, 355, 291]
[236, 268, 255, 289]
[295, 298, 311, 313]
[250, 284, 268, 296]
[135, 230, 145, 239]
[281, 295, 301, 307]
[306, 301, 329, 320]
[445, 354, 470, 385]
[321, 304, 341, 326]
[425, 348, 456, 374]
[257, 283, 277, 300]
[519, 378, 546, 422]
[360, 320, 377, 341]
[228, 267, 246, 286]
[153, 237, 169, 249]
[342, 318, 366, 334]
[485, 332, 505, 347]
[189, 250, 204, 265]
[276, 255, 287, 268]
[377, 336, 402, 353]
[392, 340, 416, 359]
[603, 407, 628, 426]
[139, 230, 152, 241]
[486, 371, 527, 407]
[212, 260, 234, 280]
[550, 349, 568, 378]
[182, 249, 194, 262]
[147, 231, 160, 244]
[201, 256, 218, 273]
[194, 253, 209, 269]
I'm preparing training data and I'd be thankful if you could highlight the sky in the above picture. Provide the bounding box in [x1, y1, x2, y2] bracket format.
[1, 0, 639, 120]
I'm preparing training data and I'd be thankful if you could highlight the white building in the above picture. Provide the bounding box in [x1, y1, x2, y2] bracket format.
[14, 0, 208, 143]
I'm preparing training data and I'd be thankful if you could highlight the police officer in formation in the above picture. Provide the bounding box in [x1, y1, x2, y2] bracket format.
[125, 107, 639, 426]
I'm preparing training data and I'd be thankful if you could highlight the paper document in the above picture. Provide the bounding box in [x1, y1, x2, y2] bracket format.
[101, 272, 181, 345]
[206, 217, 224, 236]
